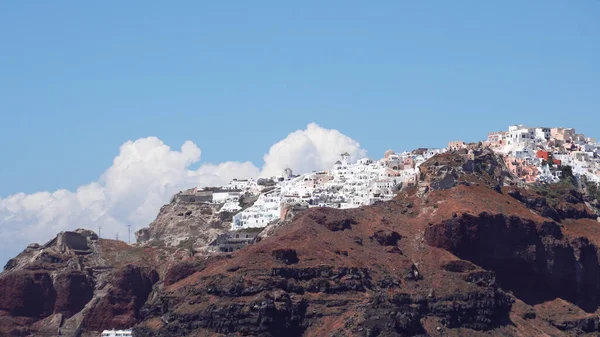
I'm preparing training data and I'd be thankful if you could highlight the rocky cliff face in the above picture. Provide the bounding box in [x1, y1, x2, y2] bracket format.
[0, 230, 161, 337]
[134, 198, 519, 336]
[135, 192, 233, 251]
[417, 149, 517, 194]
[3, 149, 600, 337]
[424, 211, 599, 311]
[82, 265, 159, 331]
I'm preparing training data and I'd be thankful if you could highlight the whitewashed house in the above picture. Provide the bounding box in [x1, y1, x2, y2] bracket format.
[101, 330, 133, 337]
[212, 189, 242, 204]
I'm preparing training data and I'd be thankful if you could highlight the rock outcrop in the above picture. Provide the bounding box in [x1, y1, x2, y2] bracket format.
[135, 191, 237, 250]
[418, 149, 516, 193]
[0, 231, 160, 336]
[424, 211, 600, 312]
[82, 265, 159, 331]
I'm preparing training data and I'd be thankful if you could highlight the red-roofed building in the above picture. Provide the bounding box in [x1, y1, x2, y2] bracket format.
[536, 150, 550, 160]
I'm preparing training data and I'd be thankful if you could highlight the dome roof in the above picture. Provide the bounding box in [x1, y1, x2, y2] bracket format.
[384, 149, 395, 159]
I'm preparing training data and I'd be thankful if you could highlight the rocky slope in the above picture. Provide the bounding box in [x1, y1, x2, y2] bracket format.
[135, 190, 261, 254]
[0, 230, 162, 337]
[3, 149, 600, 336]
[135, 191, 232, 250]
[132, 150, 600, 337]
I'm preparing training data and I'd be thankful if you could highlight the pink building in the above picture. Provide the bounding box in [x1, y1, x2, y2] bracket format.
[385, 167, 401, 177]
[403, 157, 415, 169]
[505, 156, 539, 183]
[550, 128, 575, 141]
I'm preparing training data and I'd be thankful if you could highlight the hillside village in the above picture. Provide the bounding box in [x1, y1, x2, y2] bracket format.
[181, 149, 443, 231]
[173, 125, 600, 235]
[485, 125, 600, 184]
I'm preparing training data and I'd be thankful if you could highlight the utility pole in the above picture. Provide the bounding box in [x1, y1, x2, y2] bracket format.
[127, 224, 131, 244]
[98, 226, 101, 239]
[116, 233, 119, 241]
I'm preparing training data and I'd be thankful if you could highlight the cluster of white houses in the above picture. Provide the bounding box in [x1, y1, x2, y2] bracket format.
[480, 125, 600, 184]
[186, 149, 446, 230]
[184, 124, 600, 231]
[229, 150, 459, 230]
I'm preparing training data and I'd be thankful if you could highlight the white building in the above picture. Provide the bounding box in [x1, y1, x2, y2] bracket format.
[232, 192, 281, 230]
[101, 330, 133, 337]
[212, 189, 242, 204]
[534, 127, 551, 141]
[222, 179, 259, 192]
[507, 125, 535, 147]
[220, 201, 242, 213]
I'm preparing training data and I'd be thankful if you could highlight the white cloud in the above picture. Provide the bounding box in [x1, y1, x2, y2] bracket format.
[260, 123, 367, 177]
[0, 124, 365, 265]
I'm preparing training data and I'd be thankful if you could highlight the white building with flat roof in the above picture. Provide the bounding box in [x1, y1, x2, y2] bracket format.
[101, 330, 133, 337]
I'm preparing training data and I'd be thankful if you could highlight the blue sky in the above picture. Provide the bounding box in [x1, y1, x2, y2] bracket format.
[1, 0, 599, 198]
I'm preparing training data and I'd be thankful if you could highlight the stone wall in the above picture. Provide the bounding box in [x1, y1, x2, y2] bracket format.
[177, 192, 212, 204]
[57, 232, 88, 252]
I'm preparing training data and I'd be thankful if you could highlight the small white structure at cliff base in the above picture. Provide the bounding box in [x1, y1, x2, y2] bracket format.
[101, 329, 133, 337]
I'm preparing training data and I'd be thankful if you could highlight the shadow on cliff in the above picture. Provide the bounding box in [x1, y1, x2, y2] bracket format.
[425, 211, 600, 313]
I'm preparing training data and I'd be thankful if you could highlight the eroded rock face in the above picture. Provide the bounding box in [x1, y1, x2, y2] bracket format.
[307, 208, 358, 231]
[138, 295, 309, 337]
[83, 265, 159, 331]
[508, 188, 597, 222]
[53, 271, 94, 317]
[135, 192, 234, 249]
[418, 150, 515, 193]
[163, 260, 203, 287]
[0, 271, 56, 318]
[0, 232, 162, 336]
[138, 260, 511, 336]
[370, 230, 402, 246]
[425, 211, 600, 312]
[272, 249, 299, 265]
[134, 200, 520, 337]
[549, 315, 600, 333]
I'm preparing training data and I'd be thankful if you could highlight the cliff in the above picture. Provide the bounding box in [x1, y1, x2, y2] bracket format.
[0, 230, 161, 336]
[3, 149, 600, 336]
[134, 191, 233, 251]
